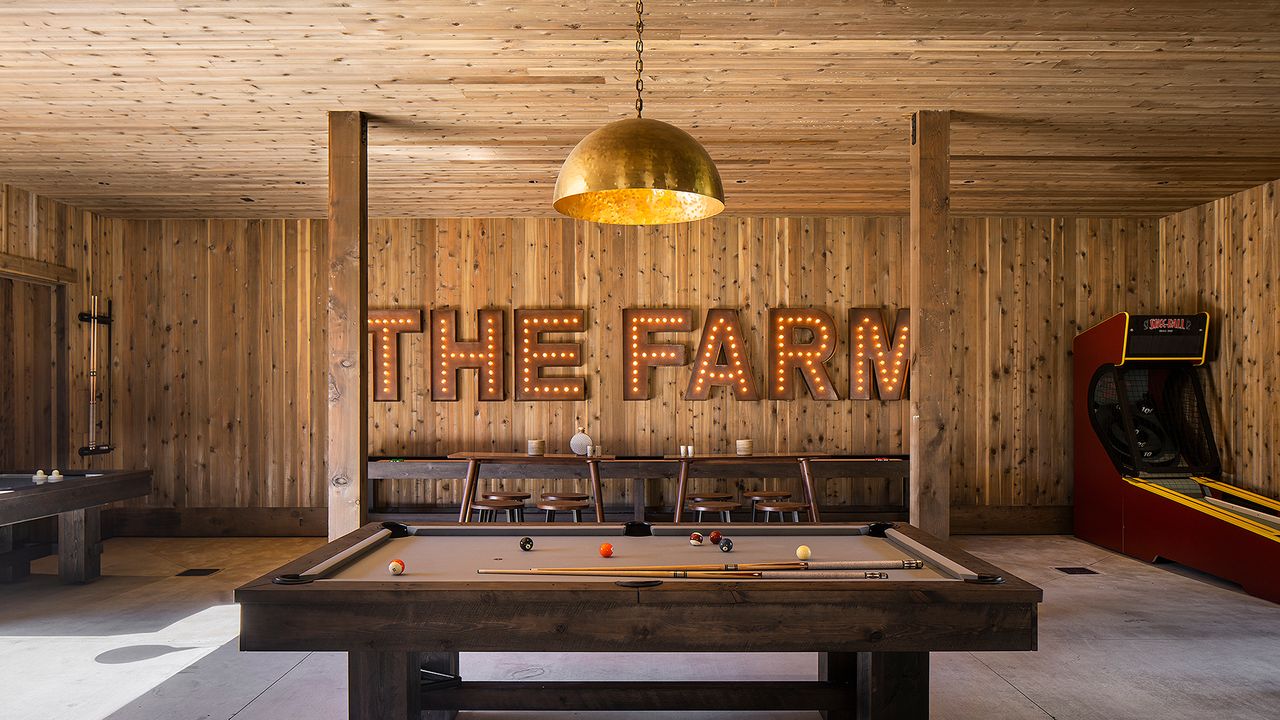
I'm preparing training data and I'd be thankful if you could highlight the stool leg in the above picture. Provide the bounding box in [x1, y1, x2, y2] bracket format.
[507, 509, 516, 522]
[722, 510, 731, 523]
[573, 509, 582, 523]
[792, 510, 800, 523]
[697, 510, 704, 523]
[546, 510, 555, 522]
[751, 500, 757, 523]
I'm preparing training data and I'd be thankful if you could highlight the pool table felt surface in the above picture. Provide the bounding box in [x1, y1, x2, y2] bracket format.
[322, 526, 960, 583]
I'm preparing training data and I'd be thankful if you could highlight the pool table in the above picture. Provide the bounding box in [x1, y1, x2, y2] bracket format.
[236, 521, 1040, 719]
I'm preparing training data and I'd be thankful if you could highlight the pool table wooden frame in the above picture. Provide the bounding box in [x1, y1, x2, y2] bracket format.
[236, 522, 1040, 720]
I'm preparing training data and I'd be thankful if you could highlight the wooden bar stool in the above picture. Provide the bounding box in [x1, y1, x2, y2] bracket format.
[537, 498, 591, 522]
[755, 501, 810, 523]
[686, 500, 741, 523]
[482, 492, 531, 521]
[470, 498, 524, 523]
[744, 491, 791, 522]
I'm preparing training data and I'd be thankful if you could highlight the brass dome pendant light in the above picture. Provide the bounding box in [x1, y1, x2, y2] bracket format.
[553, 0, 725, 225]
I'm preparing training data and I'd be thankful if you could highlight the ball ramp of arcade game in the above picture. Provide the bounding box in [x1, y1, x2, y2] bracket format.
[1073, 313, 1280, 604]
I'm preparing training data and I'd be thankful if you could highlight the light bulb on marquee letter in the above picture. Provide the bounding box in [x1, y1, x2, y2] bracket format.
[514, 309, 587, 401]
[622, 308, 693, 400]
[768, 308, 839, 400]
[368, 309, 422, 402]
[431, 308, 506, 402]
[849, 308, 910, 400]
[684, 308, 760, 401]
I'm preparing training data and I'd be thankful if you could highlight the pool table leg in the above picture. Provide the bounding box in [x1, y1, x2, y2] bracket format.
[349, 650, 460, 720]
[820, 651, 928, 719]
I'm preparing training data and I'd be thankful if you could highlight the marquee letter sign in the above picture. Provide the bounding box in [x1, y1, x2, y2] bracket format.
[849, 308, 910, 400]
[368, 309, 422, 402]
[377, 304, 911, 403]
[768, 308, 838, 400]
[431, 308, 505, 401]
[685, 309, 760, 401]
[515, 309, 587, 401]
[623, 308, 693, 400]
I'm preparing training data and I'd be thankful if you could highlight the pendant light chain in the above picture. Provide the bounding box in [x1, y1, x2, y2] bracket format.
[634, 0, 645, 117]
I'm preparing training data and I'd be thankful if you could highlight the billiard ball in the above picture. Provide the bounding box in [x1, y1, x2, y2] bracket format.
[388, 559, 405, 575]
[708, 530, 723, 544]
[718, 538, 734, 553]
[689, 532, 704, 546]
[599, 542, 614, 558]
[795, 544, 812, 560]
[519, 537, 534, 552]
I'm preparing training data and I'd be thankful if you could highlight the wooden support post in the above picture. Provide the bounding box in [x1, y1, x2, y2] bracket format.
[909, 110, 952, 539]
[326, 110, 369, 540]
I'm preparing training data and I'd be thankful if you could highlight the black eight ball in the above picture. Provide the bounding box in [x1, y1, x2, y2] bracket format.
[718, 537, 734, 553]
[519, 536, 534, 551]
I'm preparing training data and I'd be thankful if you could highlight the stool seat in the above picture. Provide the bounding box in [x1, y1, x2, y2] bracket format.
[541, 493, 588, 502]
[755, 500, 810, 523]
[471, 498, 523, 510]
[482, 491, 531, 501]
[470, 498, 524, 523]
[686, 500, 741, 524]
[536, 499, 591, 523]
[745, 490, 792, 521]
[480, 492, 529, 521]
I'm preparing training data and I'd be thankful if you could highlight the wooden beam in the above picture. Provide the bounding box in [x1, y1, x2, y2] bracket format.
[326, 110, 369, 540]
[909, 110, 952, 538]
[0, 252, 77, 286]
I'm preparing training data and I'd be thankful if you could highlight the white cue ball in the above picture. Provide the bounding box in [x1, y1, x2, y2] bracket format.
[795, 545, 812, 560]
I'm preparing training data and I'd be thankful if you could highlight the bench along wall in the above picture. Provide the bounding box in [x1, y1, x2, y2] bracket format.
[1159, 178, 1280, 499]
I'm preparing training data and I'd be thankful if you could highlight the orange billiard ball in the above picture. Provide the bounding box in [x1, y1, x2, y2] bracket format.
[388, 559, 406, 575]
[599, 542, 614, 558]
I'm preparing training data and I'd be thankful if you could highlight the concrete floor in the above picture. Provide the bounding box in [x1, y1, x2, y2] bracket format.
[1, 534, 1277, 720]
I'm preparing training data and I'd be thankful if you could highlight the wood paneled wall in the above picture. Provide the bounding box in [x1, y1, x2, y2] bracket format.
[3, 182, 1172, 525]
[103, 219, 330, 510]
[0, 278, 57, 468]
[367, 217, 1161, 512]
[950, 217, 1160, 507]
[0, 184, 105, 471]
[1159, 179, 1280, 498]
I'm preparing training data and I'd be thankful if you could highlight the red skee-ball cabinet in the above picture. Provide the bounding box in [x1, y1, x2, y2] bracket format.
[1073, 313, 1280, 604]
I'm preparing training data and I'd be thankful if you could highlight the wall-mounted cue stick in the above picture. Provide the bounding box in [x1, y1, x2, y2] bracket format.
[525, 560, 922, 573]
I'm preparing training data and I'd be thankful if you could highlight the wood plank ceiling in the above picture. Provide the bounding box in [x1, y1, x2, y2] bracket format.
[2, 1, 1279, 218]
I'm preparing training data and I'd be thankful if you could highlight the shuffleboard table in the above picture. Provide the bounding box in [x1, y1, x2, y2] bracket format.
[0, 469, 152, 583]
[237, 521, 1040, 719]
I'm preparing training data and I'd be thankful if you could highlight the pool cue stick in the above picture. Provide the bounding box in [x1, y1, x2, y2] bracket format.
[528, 559, 923, 573]
[87, 294, 98, 451]
[758, 570, 890, 579]
[477, 569, 762, 579]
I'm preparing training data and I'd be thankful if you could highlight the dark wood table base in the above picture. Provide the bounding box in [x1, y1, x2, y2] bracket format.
[350, 650, 926, 720]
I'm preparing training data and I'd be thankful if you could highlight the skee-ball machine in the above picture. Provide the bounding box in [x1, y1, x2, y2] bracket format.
[1074, 313, 1280, 604]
